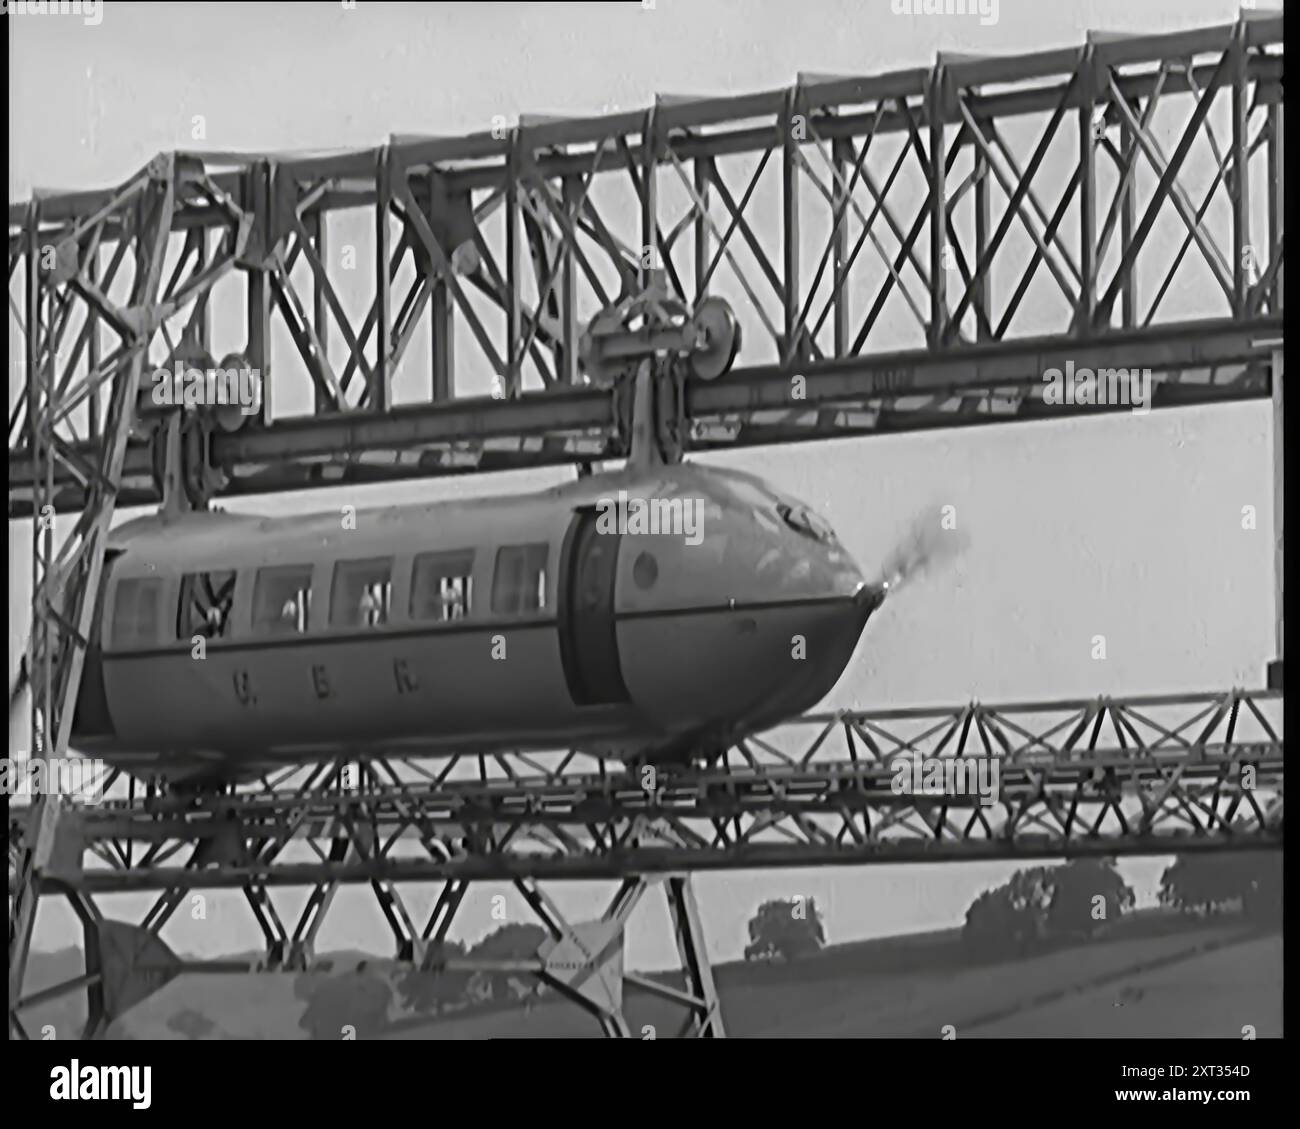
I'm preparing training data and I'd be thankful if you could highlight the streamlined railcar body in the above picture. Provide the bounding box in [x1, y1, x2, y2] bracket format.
[71, 461, 882, 784]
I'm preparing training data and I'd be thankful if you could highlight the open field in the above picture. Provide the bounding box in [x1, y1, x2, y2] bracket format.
[380, 922, 1276, 1039]
[22, 914, 1278, 1039]
[966, 934, 1281, 1038]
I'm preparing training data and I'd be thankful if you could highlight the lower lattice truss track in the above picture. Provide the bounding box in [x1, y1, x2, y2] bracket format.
[6, 686, 1282, 1038]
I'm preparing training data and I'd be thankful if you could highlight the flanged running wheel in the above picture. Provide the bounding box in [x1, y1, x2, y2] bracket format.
[578, 307, 630, 388]
[211, 352, 255, 433]
[688, 297, 740, 381]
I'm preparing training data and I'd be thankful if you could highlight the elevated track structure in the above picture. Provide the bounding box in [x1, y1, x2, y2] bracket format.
[4, 687, 1285, 1037]
[7, 12, 1285, 1038]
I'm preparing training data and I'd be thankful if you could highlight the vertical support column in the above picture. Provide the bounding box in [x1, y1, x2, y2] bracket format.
[694, 155, 711, 307]
[832, 135, 851, 357]
[505, 130, 522, 398]
[666, 874, 725, 1037]
[246, 160, 272, 427]
[429, 280, 454, 401]
[12, 205, 50, 1036]
[309, 210, 330, 412]
[927, 63, 946, 349]
[1077, 46, 1096, 337]
[427, 171, 454, 403]
[247, 268, 270, 425]
[1119, 103, 1137, 328]
[1269, 343, 1283, 690]
[781, 88, 801, 365]
[373, 145, 393, 413]
[194, 227, 211, 355]
[560, 176, 580, 385]
[12, 160, 179, 1037]
[640, 107, 659, 290]
[74, 890, 106, 1040]
[691, 158, 712, 308]
[1231, 23, 1251, 318]
[86, 243, 100, 437]
[1266, 103, 1283, 314]
[972, 123, 991, 342]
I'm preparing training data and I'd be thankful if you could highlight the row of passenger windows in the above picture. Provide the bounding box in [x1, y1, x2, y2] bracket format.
[112, 545, 548, 645]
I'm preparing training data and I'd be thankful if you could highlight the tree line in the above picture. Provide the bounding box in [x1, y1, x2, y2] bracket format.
[291, 851, 1281, 1035]
[737, 851, 1281, 968]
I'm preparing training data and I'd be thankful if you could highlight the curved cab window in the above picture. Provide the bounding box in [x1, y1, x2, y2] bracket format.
[491, 543, 548, 616]
[331, 558, 393, 628]
[252, 565, 314, 636]
[112, 577, 163, 647]
[176, 570, 236, 640]
[411, 550, 474, 622]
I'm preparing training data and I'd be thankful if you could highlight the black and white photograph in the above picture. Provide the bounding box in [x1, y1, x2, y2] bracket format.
[5, 0, 1286, 1091]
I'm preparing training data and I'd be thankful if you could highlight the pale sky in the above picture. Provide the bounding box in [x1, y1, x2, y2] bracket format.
[8, 0, 1281, 971]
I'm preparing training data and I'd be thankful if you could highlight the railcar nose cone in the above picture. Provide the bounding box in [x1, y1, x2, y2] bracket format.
[854, 580, 888, 614]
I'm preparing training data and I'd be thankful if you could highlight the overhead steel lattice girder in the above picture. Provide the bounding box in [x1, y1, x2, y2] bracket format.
[7, 14, 1284, 513]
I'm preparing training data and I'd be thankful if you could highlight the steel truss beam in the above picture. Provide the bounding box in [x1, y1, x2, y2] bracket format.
[8, 871, 722, 1040]
[8, 15, 1283, 513]
[6, 316, 1281, 513]
[9, 687, 1280, 891]
[7, 155, 252, 1036]
[5, 686, 1279, 1037]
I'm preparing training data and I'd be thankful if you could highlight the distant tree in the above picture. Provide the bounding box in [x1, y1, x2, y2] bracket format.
[396, 926, 548, 1014]
[465, 923, 548, 1001]
[744, 897, 826, 962]
[1004, 865, 1054, 920]
[1161, 852, 1281, 920]
[963, 882, 1041, 960]
[397, 939, 471, 1014]
[1160, 855, 1243, 915]
[1046, 858, 1135, 939]
[298, 968, 393, 1039]
[470, 922, 548, 959]
[963, 888, 1022, 960]
[963, 859, 1135, 962]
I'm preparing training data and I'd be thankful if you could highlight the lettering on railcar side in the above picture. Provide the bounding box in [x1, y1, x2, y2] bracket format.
[232, 669, 256, 706]
[311, 664, 332, 700]
[394, 658, 419, 694]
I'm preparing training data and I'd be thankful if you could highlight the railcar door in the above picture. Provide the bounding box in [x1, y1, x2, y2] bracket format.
[558, 509, 630, 706]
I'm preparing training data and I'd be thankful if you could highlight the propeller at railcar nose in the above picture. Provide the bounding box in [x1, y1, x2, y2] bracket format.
[853, 579, 889, 615]
[874, 508, 971, 598]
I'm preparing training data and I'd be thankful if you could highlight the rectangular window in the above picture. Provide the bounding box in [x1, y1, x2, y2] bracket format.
[252, 565, 314, 636]
[112, 577, 163, 647]
[331, 558, 393, 628]
[410, 550, 475, 622]
[491, 543, 548, 616]
[176, 570, 237, 641]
